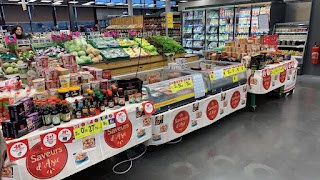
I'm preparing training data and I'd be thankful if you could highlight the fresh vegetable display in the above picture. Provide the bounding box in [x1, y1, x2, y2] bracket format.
[123, 48, 137, 58]
[18, 50, 35, 60]
[103, 37, 119, 47]
[135, 38, 159, 56]
[100, 48, 129, 59]
[1, 60, 24, 75]
[123, 47, 150, 58]
[117, 38, 138, 47]
[0, 52, 18, 61]
[90, 37, 109, 49]
[65, 38, 101, 64]
[35, 46, 68, 56]
[148, 36, 185, 54]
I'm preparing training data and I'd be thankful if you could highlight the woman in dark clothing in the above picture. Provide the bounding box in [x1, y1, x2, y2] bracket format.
[10, 25, 26, 39]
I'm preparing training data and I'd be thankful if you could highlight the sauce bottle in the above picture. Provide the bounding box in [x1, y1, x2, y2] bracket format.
[118, 88, 125, 106]
[103, 89, 108, 107]
[74, 99, 82, 119]
[82, 97, 89, 117]
[112, 86, 119, 106]
[51, 102, 61, 126]
[61, 100, 71, 122]
[89, 96, 96, 116]
[107, 89, 114, 108]
[100, 96, 105, 112]
[42, 102, 52, 126]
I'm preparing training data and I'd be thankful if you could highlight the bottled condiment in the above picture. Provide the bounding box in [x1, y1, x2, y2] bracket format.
[107, 90, 114, 108]
[100, 96, 105, 112]
[74, 99, 82, 119]
[61, 100, 71, 122]
[118, 88, 125, 106]
[42, 102, 52, 126]
[89, 97, 96, 116]
[51, 102, 61, 126]
[82, 97, 89, 117]
[103, 89, 108, 107]
[112, 86, 119, 106]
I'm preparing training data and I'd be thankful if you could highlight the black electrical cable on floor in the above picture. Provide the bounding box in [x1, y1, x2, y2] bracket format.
[112, 145, 147, 175]
[166, 137, 183, 145]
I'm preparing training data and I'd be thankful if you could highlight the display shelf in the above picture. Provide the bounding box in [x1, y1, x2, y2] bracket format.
[278, 45, 305, 48]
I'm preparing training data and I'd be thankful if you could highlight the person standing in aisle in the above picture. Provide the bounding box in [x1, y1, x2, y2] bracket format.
[10, 25, 26, 39]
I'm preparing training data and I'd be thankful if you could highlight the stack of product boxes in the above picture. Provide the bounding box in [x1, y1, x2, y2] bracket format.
[224, 38, 261, 60]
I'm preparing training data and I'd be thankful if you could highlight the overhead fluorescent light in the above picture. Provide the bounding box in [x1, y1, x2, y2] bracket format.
[8, 0, 20, 2]
[133, 3, 140, 6]
[148, 4, 156, 7]
[29, 0, 37, 2]
[179, 0, 188, 2]
[95, 1, 104, 4]
[41, 0, 52, 2]
[82, 1, 94, 5]
[106, 2, 114, 6]
[161, 4, 166, 6]
[18, 1, 29, 4]
[52, 1, 62, 4]
[116, 2, 124, 5]
[68, 1, 78, 4]
[160, 0, 166, 1]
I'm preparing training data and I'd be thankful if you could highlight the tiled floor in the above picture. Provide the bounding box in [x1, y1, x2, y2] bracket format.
[66, 75, 320, 180]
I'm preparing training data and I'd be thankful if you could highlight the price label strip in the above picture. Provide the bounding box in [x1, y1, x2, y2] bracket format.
[209, 72, 216, 81]
[170, 78, 193, 93]
[232, 75, 239, 82]
[73, 121, 102, 140]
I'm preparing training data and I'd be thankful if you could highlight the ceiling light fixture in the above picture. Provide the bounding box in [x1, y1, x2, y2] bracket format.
[148, 4, 156, 7]
[41, 0, 52, 2]
[106, 2, 114, 6]
[116, 2, 124, 5]
[132, 3, 140, 6]
[179, 0, 188, 2]
[68, 1, 78, 4]
[8, 0, 20, 2]
[52, 1, 62, 4]
[18, 1, 29, 4]
[29, 0, 37, 2]
[82, 1, 94, 5]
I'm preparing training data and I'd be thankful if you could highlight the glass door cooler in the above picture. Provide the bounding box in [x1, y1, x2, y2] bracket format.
[235, 5, 251, 39]
[182, 11, 194, 54]
[192, 9, 206, 55]
[251, 4, 271, 37]
[218, 6, 235, 47]
[206, 8, 219, 50]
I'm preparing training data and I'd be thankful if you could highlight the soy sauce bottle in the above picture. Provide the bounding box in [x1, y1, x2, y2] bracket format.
[61, 100, 71, 122]
[42, 102, 52, 126]
[118, 88, 125, 106]
[51, 102, 61, 126]
[89, 97, 96, 116]
[74, 99, 82, 119]
[102, 89, 108, 107]
[82, 97, 89, 117]
[100, 96, 105, 112]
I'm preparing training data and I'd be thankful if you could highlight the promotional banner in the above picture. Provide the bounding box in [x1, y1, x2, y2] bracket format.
[247, 59, 298, 94]
[202, 94, 221, 126]
[3, 103, 152, 180]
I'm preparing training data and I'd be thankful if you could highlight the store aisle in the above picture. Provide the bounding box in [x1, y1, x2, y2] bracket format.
[66, 75, 320, 180]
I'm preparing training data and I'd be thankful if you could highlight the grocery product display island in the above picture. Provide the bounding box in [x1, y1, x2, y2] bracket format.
[1, 102, 152, 180]
[247, 58, 298, 111]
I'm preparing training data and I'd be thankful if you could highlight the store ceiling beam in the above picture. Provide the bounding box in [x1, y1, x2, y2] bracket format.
[127, 0, 133, 15]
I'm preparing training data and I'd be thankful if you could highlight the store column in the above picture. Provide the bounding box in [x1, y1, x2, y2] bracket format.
[68, 4, 76, 32]
[128, 0, 133, 16]
[165, 0, 170, 36]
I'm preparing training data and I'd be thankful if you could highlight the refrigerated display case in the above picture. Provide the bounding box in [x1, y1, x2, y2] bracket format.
[251, 4, 271, 37]
[206, 8, 219, 50]
[218, 6, 235, 47]
[113, 67, 206, 113]
[273, 22, 309, 75]
[184, 60, 247, 95]
[235, 4, 251, 39]
[182, 9, 206, 55]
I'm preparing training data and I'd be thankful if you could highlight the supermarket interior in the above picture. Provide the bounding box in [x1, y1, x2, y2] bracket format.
[0, 0, 319, 179]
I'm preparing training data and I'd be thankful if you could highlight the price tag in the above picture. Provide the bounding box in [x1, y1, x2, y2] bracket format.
[232, 75, 239, 82]
[184, 78, 194, 89]
[73, 125, 89, 140]
[170, 80, 186, 92]
[209, 72, 216, 81]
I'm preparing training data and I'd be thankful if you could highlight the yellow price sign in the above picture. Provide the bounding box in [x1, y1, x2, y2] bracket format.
[209, 72, 216, 81]
[170, 80, 185, 92]
[73, 121, 102, 140]
[167, 12, 173, 29]
[184, 79, 194, 89]
[232, 75, 239, 82]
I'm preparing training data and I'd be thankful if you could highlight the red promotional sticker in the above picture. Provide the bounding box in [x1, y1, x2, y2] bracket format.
[280, 70, 286, 83]
[104, 121, 132, 148]
[142, 101, 155, 115]
[173, 110, 190, 133]
[230, 91, 241, 109]
[7, 139, 29, 162]
[57, 127, 74, 143]
[262, 69, 271, 90]
[206, 99, 219, 121]
[40, 131, 60, 149]
[26, 143, 68, 179]
[114, 109, 129, 126]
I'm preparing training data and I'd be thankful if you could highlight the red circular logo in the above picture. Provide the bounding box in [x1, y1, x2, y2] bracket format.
[173, 111, 190, 133]
[262, 75, 271, 90]
[230, 91, 241, 109]
[26, 143, 68, 179]
[280, 70, 286, 83]
[104, 121, 132, 148]
[206, 99, 219, 120]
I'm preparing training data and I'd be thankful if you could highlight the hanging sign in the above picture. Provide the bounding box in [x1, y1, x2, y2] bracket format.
[167, 12, 174, 29]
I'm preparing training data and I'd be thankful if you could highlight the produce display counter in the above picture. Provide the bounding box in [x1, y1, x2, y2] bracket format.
[1, 103, 152, 180]
[87, 53, 199, 76]
[247, 59, 298, 110]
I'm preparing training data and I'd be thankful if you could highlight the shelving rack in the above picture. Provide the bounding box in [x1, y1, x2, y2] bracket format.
[273, 22, 309, 75]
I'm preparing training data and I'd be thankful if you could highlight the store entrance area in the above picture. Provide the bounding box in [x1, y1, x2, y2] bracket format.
[66, 75, 320, 180]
